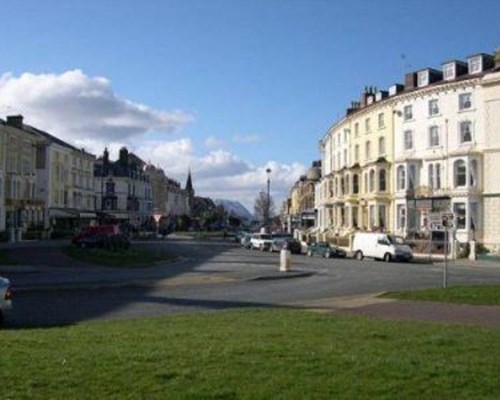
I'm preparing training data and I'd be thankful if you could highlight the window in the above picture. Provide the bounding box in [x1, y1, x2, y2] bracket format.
[352, 206, 358, 228]
[378, 113, 385, 129]
[470, 202, 478, 231]
[364, 173, 368, 193]
[397, 205, 406, 229]
[354, 145, 360, 162]
[468, 56, 482, 74]
[379, 169, 386, 192]
[354, 123, 359, 137]
[403, 105, 413, 121]
[369, 169, 375, 192]
[365, 141, 371, 160]
[459, 121, 472, 143]
[345, 175, 350, 194]
[429, 126, 440, 147]
[365, 118, 371, 133]
[369, 205, 375, 229]
[397, 166, 406, 191]
[435, 163, 441, 189]
[470, 159, 478, 187]
[454, 160, 467, 187]
[378, 137, 386, 156]
[404, 130, 413, 150]
[353, 174, 359, 194]
[453, 202, 466, 229]
[417, 71, 428, 87]
[428, 164, 434, 189]
[428, 99, 439, 116]
[343, 149, 348, 166]
[408, 165, 416, 190]
[340, 178, 345, 195]
[459, 93, 472, 110]
[443, 63, 455, 80]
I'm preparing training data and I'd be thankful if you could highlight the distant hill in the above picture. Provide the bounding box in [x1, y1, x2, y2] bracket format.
[214, 199, 254, 221]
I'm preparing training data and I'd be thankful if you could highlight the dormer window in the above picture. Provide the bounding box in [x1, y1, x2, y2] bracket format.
[417, 70, 429, 87]
[468, 55, 482, 74]
[443, 63, 455, 80]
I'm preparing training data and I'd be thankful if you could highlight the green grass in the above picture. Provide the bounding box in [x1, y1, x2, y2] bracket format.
[62, 246, 178, 267]
[382, 285, 500, 305]
[2, 309, 500, 399]
[0, 250, 19, 265]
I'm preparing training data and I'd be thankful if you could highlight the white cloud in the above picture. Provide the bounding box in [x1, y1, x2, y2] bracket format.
[0, 70, 193, 142]
[233, 133, 262, 144]
[204, 135, 224, 148]
[0, 69, 307, 211]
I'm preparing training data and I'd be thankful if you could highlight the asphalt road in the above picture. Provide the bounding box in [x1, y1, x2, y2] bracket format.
[3, 240, 500, 328]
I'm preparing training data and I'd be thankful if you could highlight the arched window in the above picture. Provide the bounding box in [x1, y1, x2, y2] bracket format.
[454, 160, 467, 187]
[397, 166, 406, 191]
[345, 174, 350, 194]
[379, 169, 386, 192]
[364, 173, 368, 193]
[340, 177, 345, 195]
[408, 165, 416, 190]
[369, 169, 375, 192]
[428, 164, 434, 189]
[353, 174, 359, 194]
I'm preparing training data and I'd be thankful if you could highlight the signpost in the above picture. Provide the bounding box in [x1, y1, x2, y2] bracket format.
[428, 211, 455, 288]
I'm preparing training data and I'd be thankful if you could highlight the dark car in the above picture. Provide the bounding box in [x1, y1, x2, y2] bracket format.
[306, 242, 346, 258]
[74, 233, 130, 251]
[282, 239, 302, 255]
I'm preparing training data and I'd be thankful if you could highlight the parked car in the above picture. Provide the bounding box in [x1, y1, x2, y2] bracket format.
[240, 233, 252, 249]
[73, 233, 130, 251]
[250, 233, 274, 251]
[282, 238, 302, 255]
[270, 234, 293, 252]
[306, 242, 347, 258]
[0, 276, 13, 327]
[72, 224, 119, 246]
[352, 232, 413, 262]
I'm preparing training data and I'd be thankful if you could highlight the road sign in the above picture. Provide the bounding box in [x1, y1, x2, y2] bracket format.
[428, 211, 455, 231]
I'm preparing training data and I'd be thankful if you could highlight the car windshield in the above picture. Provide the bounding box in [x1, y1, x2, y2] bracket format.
[260, 234, 272, 240]
[388, 235, 406, 245]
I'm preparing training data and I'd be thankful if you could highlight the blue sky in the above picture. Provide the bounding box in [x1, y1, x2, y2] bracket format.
[0, 0, 499, 209]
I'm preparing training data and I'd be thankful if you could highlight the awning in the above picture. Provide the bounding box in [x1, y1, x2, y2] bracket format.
[79, 212, 97, 218]
[50, 209, 78, 218]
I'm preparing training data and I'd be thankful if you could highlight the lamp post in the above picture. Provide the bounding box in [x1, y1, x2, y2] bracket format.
[266, 168, 271, 231]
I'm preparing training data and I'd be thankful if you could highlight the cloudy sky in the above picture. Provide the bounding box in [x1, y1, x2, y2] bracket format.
[1, 0, 499, 210]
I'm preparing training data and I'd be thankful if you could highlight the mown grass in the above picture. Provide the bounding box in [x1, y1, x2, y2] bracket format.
[382, 285, 500, 305]
[63, 246, 177, 267]
[2, 309, 500, 399]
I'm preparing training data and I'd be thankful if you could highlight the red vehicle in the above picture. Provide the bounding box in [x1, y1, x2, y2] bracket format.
[72, 224, 119, 245]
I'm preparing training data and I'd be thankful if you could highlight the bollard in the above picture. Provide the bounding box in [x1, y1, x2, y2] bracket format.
[280, 249, 291, 272]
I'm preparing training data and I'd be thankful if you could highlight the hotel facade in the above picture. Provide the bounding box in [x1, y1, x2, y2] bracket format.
[315, 49, 500, 251]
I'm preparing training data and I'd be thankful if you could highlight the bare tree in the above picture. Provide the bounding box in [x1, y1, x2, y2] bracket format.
[254, 191, 275, 226]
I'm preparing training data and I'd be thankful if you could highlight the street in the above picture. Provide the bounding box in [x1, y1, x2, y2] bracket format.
[3, 240, 500, 328]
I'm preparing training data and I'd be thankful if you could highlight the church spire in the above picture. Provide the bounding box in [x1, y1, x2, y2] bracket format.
[185, 168, 194, 193]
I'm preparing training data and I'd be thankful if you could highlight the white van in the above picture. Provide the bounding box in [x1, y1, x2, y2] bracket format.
[352, 232, 413, 262]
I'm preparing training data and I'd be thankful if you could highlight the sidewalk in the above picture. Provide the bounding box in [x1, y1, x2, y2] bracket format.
[300, 293, 500, 328]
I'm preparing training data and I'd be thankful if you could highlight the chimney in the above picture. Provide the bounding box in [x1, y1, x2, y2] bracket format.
[375, 90, 389, 102]
[6, 115, 24, 129]
[404, 72, 417, 90]
[495, 48, 500, 69]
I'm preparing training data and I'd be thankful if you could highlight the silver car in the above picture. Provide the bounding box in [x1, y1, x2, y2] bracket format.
[0, 276, 13, 327]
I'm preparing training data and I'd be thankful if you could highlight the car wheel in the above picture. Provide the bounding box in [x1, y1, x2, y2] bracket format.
[260, 245, 265, 251]
[355, 251, 364, 261]
[324, 251, 331, 258]
[307, 250, 312, 257]
[384, 253, 392, 262]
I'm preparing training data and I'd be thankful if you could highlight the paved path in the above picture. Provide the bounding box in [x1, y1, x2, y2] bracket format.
[300, 294, 500, 328]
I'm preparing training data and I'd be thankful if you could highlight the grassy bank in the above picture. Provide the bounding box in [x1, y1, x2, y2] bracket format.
[63, 246, 177, 267]
[382, 285, 500, 305]
[2, 309, 500, 399]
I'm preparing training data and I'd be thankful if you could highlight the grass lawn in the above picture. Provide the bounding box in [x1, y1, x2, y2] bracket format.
[0, 250, 19, 265]
[62, 246, 178, 267]
[382, 285, 500, 305]
[2, 309, 500, 399]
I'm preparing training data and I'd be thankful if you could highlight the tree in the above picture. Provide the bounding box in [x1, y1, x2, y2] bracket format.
[254, 191, 275, 226]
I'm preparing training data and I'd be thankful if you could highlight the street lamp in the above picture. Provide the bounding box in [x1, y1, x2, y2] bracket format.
[266, 168, 271, 231]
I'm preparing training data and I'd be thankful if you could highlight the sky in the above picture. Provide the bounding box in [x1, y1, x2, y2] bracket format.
[0, 0, 499, 210]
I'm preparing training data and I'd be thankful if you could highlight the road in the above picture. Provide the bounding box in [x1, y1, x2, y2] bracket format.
[3, 240, 500, 328]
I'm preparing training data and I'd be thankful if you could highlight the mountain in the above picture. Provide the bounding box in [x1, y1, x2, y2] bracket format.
[214, 199, 254, 221]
